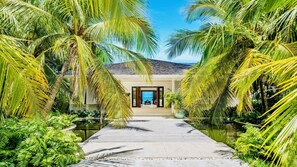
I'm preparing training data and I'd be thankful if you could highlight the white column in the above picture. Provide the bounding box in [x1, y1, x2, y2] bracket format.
[171, 79, 176, 113]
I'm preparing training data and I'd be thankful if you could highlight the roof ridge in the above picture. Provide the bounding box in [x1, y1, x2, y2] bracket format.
[106, 59, 192, 66]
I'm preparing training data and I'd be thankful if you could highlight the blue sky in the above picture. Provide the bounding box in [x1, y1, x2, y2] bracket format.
[147, 0, 203, 63]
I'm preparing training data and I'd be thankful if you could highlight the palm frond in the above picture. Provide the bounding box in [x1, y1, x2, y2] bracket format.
[232, 56, 297, 165]
[166, 29, 205, 59]
[85, 16, 158, 55]
[71, 35, 94, 103]
[78, 0, 145, 19]
[181, 54, 236, 124]
[0, 0, 64, 37]
[185, 0, 225, 22]
[99, 43, 152, 79]
[88, 59, 132, 128]
[231, 50, 271, 113]
[0, 35, 49, 119]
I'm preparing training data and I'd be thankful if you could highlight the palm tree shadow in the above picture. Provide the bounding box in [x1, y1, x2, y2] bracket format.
[74, 159, 133, 166]
[176, 123, 189, 127]
[124, 126, 152, 132]
[96, 148, 143, 159]
[91, 159, 133, 166]
[213, 150, 233, 157]
[187, 129, 195, 133]
[85, 146, 125, 156]
[82, 135, 100, 145]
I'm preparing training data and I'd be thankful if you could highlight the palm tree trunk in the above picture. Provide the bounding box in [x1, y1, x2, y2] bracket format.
[100, 109, 103, 129]
[259, 75, 268, 113]
[44, 46, 77, 112]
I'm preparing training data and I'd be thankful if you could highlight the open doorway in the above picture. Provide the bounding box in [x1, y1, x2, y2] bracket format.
[132, 86, 164, 108]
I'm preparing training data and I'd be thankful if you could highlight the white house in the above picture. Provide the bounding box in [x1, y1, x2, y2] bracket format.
[69, 59, 191, 116]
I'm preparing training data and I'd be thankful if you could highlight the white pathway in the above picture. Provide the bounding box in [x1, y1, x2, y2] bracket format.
[74, 117, 248, 167]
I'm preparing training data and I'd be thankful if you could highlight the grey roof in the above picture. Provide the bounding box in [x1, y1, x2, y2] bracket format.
[106, 59, 191, 75]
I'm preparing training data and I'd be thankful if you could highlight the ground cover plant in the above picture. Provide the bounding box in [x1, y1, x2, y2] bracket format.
[0, 116, 84, 167]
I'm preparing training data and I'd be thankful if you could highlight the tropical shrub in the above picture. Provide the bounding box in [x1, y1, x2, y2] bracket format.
[232, 111, 264, 125]
[53, 88, 71, 114]
[0, 117, 83, 166]
[235, 125, 272, 167]
[70, 109, 100, 118]
[47, 114, 78, 129]
[235, 125, 266, 156]
[164, 91, 184, 110]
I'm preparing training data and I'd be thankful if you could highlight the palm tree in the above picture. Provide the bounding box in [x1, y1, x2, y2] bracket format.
[230, 1, 297, 165]
[167, 0, 297, 165]
[0, 35, 48, 120]
[0, 0, 158, 126]
[166, 0, 296, 121]
[166, 0, 261, 123]
[232, 54, 297, 166]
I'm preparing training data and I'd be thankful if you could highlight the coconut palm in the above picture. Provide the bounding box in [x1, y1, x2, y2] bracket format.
[167, 0, 263, 123]
[0, 35, 48, 120]
[230, 1, 297, 165]
[0, 0, 158, 126]
[232, 49, 297, 166]
[167, 0, 296, 121]
[167, 0, 297, 165]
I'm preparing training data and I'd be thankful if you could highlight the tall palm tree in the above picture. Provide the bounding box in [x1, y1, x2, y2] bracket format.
[0, 0, 158, 126]
[230, 1, 297, 165]
[167, 0, 297, 165]
[166, 0, 296, 122]
[167, 0, 261, 123]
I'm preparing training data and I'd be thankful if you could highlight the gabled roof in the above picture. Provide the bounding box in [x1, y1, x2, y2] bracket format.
[106, 59, 192, 75]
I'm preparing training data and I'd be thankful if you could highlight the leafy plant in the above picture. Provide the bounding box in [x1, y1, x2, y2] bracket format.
[47, 114, 78, 129]
[164, 91, 184, 111]
[70, 109, 100, 118]
[0, 117, 83, 166]
[235, 125, 273, 167]
[233, 111, 264, 125]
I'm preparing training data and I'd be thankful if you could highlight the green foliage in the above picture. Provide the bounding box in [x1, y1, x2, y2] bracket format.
[0, 0, 158, 127]
[235, 125, 273, 167]
[53, 88, 70, 114]
[0, 117, 83, 166]
[233, 111, 264, 125]
[164, 91, 184, 110]
[47, 114, 78, 129]
[70, 109, 100, 118]
[0, 35, 49, 120]
[235, 125, 266, 156]
[167, 0, 297, 165]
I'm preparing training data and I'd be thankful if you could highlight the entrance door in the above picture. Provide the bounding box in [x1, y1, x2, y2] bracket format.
[132, 86, 164, 108]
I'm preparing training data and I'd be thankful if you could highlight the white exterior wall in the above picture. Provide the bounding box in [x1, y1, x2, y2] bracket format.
[69, 74, 184, 116]
[114, 75, 184, 116]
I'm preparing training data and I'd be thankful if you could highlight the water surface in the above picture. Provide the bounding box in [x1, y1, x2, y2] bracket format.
[73, 120, 104, 142]
[188, 122, 244, 147]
